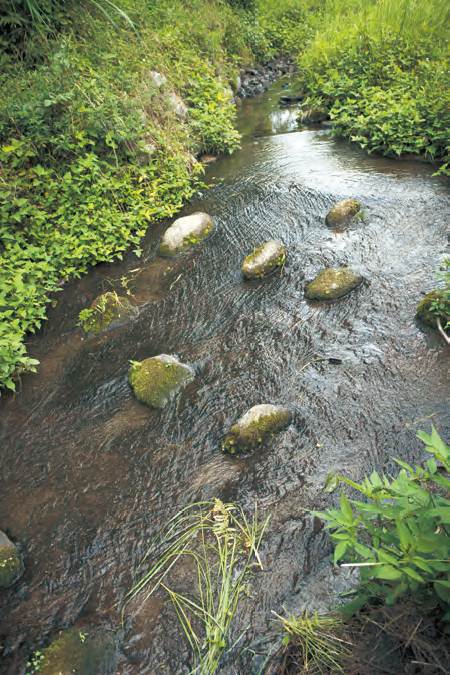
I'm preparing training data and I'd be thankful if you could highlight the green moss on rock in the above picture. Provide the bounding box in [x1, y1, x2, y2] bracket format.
[0, 531, 23, 589]
[159, 212, 214, 256]
[305, 267, 363, 301]
[242, 240, 287, 280]
[416, 290, 450, 328]
[79, 292, 135, 334]
[223, 404, 291, 454]
[325, 198, 362, 227]
[38, 628, 117, 675]
[129, 354, 194, 409]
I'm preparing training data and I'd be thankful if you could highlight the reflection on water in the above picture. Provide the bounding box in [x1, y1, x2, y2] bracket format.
[0, 79, 449, 674]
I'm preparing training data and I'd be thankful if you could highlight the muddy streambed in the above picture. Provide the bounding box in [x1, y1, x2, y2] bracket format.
[0, 79, 449, 673]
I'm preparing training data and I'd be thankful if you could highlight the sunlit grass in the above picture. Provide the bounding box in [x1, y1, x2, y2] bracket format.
[273, 609, 352, 673]
[126, 499, 269, 675]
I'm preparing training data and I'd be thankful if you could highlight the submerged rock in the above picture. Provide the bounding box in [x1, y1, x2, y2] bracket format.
[299, 107, 329, 124]
[223, 404, 291, 454]
[279, 93, 304, 105]
[416, 290, 450, 328]
[0, 531, 23, 589]
[38, 628, 117, 675]
[79, 292, 136, 334]
[242, 240, 286, 280]
[326, 198, 362, 227]
[305, 267, 363, 301]
[129, 355, 194, 409]
[159, 212, 214, 256]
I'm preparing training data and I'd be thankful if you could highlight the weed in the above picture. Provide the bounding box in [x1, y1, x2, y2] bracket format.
[126, 499, 269, 674]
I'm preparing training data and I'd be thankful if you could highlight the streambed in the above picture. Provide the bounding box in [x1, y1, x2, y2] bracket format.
[0, 79, 449, 673]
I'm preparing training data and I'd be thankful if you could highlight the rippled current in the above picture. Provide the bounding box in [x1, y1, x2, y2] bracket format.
[0, 80, 449, 673]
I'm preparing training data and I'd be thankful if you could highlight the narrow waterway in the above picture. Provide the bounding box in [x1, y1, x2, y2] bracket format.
[0, 79, 449, 674]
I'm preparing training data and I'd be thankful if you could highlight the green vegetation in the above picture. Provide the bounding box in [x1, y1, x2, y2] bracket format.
[416, 259, 450, 342]
[318, 427, 450, 616]
[78, 291, 134, 334]
[274, 610, 351, 673]
[297, 0, 450, 168]
[126, 499, 269, 674]
[0, 0, 253, 391]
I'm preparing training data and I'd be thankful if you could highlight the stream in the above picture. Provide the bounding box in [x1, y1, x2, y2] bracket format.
[0, 78, 449, 674]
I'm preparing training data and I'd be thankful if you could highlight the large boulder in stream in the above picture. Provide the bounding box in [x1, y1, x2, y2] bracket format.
[416, 290, 450, 329]
[129, 354, 195, 409]
[79, 292, 136, 334]
[223, 404, 292, 454]
[159, 212, 214, 257]
[305, 267, 363, 301]
[326, 198, 362, 228]
[299, 107, 329, 124]
[0, 531, 23, 589]
[37, 628, 117, 675]
[242, 240, 287, 279]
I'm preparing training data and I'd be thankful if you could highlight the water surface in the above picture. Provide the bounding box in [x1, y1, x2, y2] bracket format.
[0, 79, 448, 674]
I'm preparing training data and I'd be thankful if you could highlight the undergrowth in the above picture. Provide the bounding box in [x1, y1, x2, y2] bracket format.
[0, 0, 251, 391]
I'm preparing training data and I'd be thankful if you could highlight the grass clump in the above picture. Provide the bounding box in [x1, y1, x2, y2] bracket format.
[273, 609, 351, 673]
[126, 498, 269, 674]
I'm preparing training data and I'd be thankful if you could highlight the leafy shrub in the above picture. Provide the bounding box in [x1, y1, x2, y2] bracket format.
[317, 427, 450, 617]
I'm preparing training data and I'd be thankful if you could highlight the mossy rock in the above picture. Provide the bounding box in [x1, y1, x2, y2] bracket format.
[159, 212, 214, 256]
[129, 354, 194, 409]
[0, 531, 23, 589]
[305, 267, 363, 301]
[37, 628, 117, 675]
[242, 240, 286, 280]
[325, 198, 362, 227]
[223, 404, 291, 454]
[416, 290, 450, 329]
[79, 292, 135, 334]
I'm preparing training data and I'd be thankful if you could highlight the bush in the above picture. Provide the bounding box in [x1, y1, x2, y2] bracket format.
[317, 427, 450, 616]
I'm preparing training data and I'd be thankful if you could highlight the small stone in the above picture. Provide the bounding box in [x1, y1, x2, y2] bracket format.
[79, 292, 136, 335]
[326, 199, 362, 227]
[149, 71, 167, 88]
[279, 93, 304, 105]
[416, 290, 449, 329]
[129, 355, 194, 409]
[299, 107, 329, 123]
[159, 212, 214, 256]
[242, 240, 286, 280]
[37, 628, 117, 675]
[305, 267, 363, 301]
[0, 531, 23, 589]
[223, 404, 291, 454]
[167, 92, 188, 118]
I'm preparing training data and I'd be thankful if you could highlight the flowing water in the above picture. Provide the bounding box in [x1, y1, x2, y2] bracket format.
[0, 79, 449, 674]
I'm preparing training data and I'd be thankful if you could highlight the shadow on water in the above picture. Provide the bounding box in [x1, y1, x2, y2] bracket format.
[0, 79, 449, 673]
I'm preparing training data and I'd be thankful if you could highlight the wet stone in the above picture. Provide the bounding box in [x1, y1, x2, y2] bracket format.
[242, 240, 286, 280]
[159, 212, 214, 256]
[416, 290, 449, 329]
[299, 107, 329, 124]
[326, 198, 362, 227]
[37, 628, 117, 675]
[129, 354, 195, 409]
[79, 292, 136, 334]
[223, 404, 291, 454]
[305, 267, 363, 301]
[0, 530, 23, 589]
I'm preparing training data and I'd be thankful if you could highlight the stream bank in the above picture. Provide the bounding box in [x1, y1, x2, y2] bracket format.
[0, 78, 449, 674]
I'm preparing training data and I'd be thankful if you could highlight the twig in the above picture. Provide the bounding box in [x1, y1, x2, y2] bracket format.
[436, 317, 450, 345]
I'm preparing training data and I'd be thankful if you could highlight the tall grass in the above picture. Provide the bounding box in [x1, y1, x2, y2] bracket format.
[126, 499, 269, 674]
